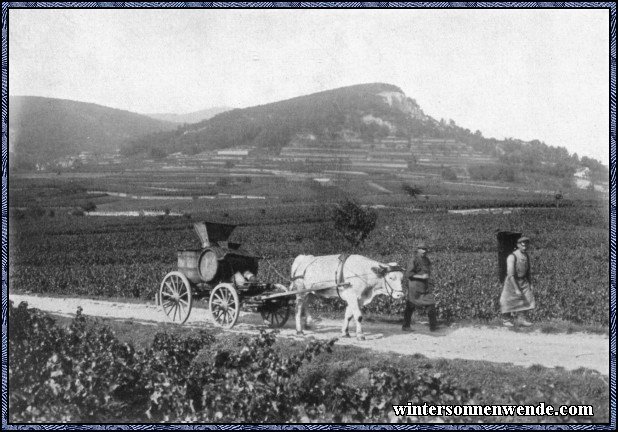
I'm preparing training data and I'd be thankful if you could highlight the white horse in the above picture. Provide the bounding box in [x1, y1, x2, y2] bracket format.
[290, 254, 404, 340]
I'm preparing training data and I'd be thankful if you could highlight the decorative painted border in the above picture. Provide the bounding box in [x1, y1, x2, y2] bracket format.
[0, 2, 615, 430]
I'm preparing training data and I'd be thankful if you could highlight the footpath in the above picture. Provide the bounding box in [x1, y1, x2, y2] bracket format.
[9, 293, 611, 375]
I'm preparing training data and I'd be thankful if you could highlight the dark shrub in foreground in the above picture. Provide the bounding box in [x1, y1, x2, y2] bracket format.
[9, 302, 493, 423]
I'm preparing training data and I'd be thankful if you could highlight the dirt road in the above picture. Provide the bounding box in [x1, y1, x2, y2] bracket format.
[10, 294, 610, 375]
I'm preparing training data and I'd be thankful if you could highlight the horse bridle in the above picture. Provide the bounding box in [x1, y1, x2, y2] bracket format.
[382, 265, 404, 298]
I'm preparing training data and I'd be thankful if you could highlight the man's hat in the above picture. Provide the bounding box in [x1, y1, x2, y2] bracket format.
[517, 236, 530, 244]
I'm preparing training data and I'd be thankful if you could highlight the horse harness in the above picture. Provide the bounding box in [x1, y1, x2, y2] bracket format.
[292, 254, 402, 300]
[291, 254, 351, 300]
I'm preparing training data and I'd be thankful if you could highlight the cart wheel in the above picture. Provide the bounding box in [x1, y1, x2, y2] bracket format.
[159, 271, 193, 324]
[209, 283, 240, 328]
[260, 284, 291, 328]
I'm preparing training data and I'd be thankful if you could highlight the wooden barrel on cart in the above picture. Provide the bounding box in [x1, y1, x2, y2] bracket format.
[198, 249, 219, 282]
[176, 248, 224, 284]
[177, 250, 202, 284]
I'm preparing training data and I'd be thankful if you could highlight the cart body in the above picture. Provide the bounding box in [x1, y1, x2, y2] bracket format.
[158, 222, 290, 328]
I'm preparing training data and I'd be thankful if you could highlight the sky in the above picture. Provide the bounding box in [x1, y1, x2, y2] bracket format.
[8, 8, 611, 164]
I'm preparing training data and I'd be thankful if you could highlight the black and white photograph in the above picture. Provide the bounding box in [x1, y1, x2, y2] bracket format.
[3, 3, 614, 426]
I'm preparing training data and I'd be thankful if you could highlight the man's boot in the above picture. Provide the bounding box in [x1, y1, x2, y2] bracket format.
[402, 302, 414, 332]
[428, 306, 438, 331]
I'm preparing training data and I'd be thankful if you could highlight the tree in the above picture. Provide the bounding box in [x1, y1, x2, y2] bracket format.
[554, 192, 563, 208]
[332, 200, 377, 246]
[407, 156, 418, 170]
[441, 166, 458, 181]
[81, 201, 97, 212]
[401, 183, 422, 198]
[149, 147, 167, 160]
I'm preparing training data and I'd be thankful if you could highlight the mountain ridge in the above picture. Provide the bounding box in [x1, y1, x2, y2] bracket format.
[7, 85, 607, 183]
[9, 95, 178, 168]
[120, 82, 606, 183]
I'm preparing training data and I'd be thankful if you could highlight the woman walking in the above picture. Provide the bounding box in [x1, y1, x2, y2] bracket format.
[500, 236, 535, 327]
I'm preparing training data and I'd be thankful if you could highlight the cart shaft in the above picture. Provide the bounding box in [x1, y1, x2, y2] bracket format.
[255, 282, 351, 301]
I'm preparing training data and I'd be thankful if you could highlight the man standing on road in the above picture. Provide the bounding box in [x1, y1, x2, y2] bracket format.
[500, 236, 535, 327]
[402, 241, 438, 332]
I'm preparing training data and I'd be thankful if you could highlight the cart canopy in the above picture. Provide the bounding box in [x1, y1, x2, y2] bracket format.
[193, 221, 260, 259]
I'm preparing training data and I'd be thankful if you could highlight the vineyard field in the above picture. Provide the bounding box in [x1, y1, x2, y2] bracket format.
[8, 172, 610, 327]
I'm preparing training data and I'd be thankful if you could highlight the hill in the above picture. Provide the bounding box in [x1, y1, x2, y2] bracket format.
[123, 83, 427, 156]
[144, 106, 232, 124]
[9, 96, 177, 168]
[121, 83, 607, 184]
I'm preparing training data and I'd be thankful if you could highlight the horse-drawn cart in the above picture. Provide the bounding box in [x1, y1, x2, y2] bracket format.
[156, 222, 291, 328]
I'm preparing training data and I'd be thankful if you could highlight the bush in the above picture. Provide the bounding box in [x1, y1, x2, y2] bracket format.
[81, 201, 97, 212]
[469, 164, 515, 182]
[401, 183, 422, 198]
[28, 206, 46, 218]
[298, 366, 475, 422]
[332, 199, 377, 246]
[8, 302, 337, 422]
[12, 209, 27, 220]
[8, 301, 214, 422]
[216, 177, 230, 187]
[441, 166, 458, 181]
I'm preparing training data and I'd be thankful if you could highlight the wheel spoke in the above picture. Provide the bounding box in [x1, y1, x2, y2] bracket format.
[160, 274, 192, 324]
[209, 286, 238, 327]
[261, 300, 289, 328]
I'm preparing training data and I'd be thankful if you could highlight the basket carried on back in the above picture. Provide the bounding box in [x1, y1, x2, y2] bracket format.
[496, 231, 522, 283]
